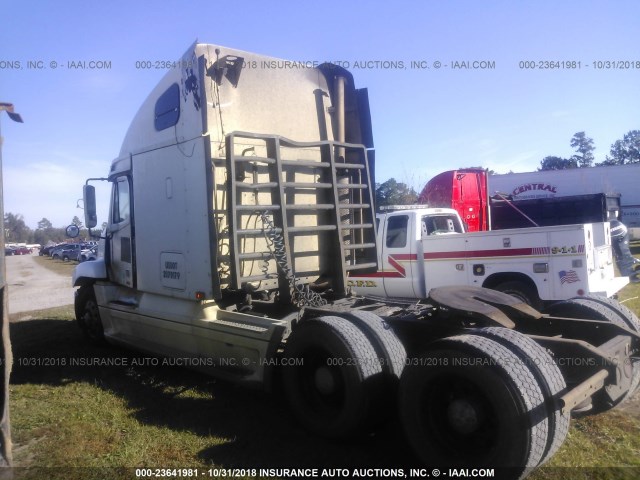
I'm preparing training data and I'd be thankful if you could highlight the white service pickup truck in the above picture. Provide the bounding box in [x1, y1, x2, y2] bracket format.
[349, 206, 629, 307]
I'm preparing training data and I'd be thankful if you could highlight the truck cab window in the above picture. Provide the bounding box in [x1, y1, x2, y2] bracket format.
[154, 83, 181, 131]
[112, 177, 131, 224]
[386, 215, 408, 248]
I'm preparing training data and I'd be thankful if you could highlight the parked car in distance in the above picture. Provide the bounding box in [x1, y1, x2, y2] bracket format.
[79, 246, 98, 262]
[4, 247, 14, 256]
[39, 244, 58, 256]
[11, 246, 32, 255]
[46, 243, 69, 257]
[58, 244, 83, 262]
[52, 244, 75, 260]
[52, 243, 95, 262]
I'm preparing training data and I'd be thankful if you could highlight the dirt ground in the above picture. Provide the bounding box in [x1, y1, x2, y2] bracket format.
[5, 253, 75, 314]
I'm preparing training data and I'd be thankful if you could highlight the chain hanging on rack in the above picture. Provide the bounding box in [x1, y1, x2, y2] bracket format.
[259, 211, 327, 307]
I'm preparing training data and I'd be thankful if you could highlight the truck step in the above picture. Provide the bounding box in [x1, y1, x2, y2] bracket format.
[211, 317, 270, 334]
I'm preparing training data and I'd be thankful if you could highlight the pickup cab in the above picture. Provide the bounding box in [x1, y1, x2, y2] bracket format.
[349, 206, 629, 307]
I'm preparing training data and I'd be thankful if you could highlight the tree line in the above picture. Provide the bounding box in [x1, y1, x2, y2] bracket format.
[375, 178, 418, 208]
[3, 213, 102, 245]
[539, 129, 640, 171]
[376, 129, 639, 207]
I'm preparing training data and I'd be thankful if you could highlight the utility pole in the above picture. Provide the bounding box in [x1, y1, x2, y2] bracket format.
[0, 102, 24, 469]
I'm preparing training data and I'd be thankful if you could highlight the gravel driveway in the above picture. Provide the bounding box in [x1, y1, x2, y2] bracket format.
[5, 254, 75, 314]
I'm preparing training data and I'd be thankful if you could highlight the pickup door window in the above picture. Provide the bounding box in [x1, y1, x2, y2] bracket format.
[381, 214, 417, 298]
[387, 216, 408, 248]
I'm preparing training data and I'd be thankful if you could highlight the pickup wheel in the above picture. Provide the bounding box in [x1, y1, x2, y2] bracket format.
[75, 285, 105, 344]
[282, 316, 385, 438]
[493, 281, 541, 311]
[472, 327, 569, 465]
[544, 298, 639, 411]
[399, 334, 550, 470]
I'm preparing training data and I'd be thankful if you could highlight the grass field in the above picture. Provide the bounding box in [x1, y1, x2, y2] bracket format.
[9, 245, 640, 479]
[32, 254, 77, 276]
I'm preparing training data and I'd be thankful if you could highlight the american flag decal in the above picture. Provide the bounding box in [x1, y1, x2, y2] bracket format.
[559, 270, 580, 284]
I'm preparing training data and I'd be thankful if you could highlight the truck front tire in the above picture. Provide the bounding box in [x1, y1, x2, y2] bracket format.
[75, 285, 105, 344]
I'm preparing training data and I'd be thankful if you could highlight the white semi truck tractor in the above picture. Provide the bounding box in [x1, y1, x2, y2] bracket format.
[69, 42, 640, 477]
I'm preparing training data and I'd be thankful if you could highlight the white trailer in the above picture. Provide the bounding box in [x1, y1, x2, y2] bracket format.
[490, 164, 640, 239]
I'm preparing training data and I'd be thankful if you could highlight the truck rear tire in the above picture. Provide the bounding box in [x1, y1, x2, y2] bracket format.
[493, 280, 541, 311]
[399, 334, 551, 470]
[342, 311, 406, 378]
[544, 298, 639, 411]
[281, 316, 385, 438]
[340, 311, 407, 420]
[575, 295, 640, 399]
[576, 295, 640, 332]
[471, 327, 569, 465]
[75, 285, 105, 344]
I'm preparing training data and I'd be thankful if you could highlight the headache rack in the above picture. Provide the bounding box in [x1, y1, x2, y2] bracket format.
[225, 132, 378, 302]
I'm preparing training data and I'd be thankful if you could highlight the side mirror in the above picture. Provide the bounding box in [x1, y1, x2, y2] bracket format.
[83, 184, 98, 228]
[66, 224, 80, 238]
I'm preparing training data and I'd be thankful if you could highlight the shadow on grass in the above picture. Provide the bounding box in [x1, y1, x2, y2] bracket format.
[9, 316, 415, 469]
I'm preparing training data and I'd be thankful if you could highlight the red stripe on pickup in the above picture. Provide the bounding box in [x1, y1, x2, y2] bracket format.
[351, 247, 558, 279]
[388, 253, 418, 261]
[356, 271, 405, 279]
[424, 247, 538, 260]
[350, 253, 417, 279]
[387, 256, 406, 277]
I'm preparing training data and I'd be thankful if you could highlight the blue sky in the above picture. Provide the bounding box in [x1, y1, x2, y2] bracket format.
[1, 0, 639, 229]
